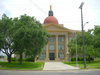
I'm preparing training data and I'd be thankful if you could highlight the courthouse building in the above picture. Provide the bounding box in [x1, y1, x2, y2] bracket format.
[39, 6, 78, 61]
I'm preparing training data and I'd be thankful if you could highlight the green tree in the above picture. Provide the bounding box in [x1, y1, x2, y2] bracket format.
[68, 34, 82, 60]
[68, 31, 94, 62]
[13, 14, 48, 64]
[68, 39, 76, 58]
[68, 39, 75, 58]
[93, 25, 100, 57]
[0, 14, 16, 63]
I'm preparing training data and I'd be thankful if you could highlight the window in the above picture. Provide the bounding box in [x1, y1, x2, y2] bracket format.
[49, 44, 55, 50]
[58, 44, 64, 50]
[49, 37, 55, 42]
[58, 36, 64, 42]
[58, 53, 64, 59]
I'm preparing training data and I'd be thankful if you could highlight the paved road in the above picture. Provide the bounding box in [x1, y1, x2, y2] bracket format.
[43, 62, 79, 70]
[0, 70, 100, 75]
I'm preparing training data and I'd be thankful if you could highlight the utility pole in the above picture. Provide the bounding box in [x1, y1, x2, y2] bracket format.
[79, 2, 86, 69]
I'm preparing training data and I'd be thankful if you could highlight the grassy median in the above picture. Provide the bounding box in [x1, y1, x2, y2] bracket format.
[0, 62, 44, 70]
[63, 61, 100, 69]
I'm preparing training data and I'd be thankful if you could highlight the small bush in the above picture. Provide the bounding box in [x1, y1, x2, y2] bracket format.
[71, 57, 94, 61]
[25, 58, 33, 62]
[11, 58, 17, 61]
[17, 58, 33, 62]
[0, 56, 4, 58]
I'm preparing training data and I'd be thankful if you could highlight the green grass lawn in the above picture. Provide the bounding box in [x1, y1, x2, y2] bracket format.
[63, 61, 100, 69]
[0, 62, 44, 70]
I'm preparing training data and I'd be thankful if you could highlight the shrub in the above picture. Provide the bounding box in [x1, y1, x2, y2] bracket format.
[25, 58, 33, 62]
[11, 58, 17, 61]
[71, 57, 94, 61]
[0, 56, 4, 58]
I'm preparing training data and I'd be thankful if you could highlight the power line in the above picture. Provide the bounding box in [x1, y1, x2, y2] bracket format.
[29, 0, 47, 15]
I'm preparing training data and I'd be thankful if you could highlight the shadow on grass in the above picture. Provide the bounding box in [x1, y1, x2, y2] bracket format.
[0, 62, 44, 70]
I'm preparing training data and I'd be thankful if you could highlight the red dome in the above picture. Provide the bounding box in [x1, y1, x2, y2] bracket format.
[44, 16, 58, 24]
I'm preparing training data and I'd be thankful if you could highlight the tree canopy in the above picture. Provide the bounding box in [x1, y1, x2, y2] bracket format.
[0, 14, 15, 63]
[68, 25, 100, 62]
[13, 14, 48, 63]
[93, 26, 100, 57]
[0, 14, 48, 63]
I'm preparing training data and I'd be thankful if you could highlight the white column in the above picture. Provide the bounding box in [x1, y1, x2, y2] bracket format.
[55, 35, 59, 60]
[67, 33, 69, 54]
[45, 44, 49, 61]
[65, 33, 69, 61]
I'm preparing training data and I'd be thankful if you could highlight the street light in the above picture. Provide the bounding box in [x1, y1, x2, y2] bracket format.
[84, 22, 89, 28]
[79, 2, 87, 69]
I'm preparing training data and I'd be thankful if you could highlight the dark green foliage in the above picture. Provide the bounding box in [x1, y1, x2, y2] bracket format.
[11, 58, 17, 61]
[68, 25, 100, 62]
[93, 26, 100, 57]
[68, 30, 95, 62]
[24, 58, 34, 62]
[0, 14, 16, 63]
[71, 57, 94, 61]
[16, 58, 33, 62]
[12, 14, 48, 64]
[0, 14, 48, 64]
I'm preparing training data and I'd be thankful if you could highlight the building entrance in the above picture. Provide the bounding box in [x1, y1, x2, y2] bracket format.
[49, 53, 55, 60]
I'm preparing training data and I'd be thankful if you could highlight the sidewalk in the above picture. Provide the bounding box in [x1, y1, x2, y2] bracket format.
[43, 62, 79, 70]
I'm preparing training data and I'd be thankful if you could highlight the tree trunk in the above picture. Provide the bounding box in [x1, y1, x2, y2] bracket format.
[33, 55, 36, 62]
[7, 55, 11, 63]
[19, 53, 23, 64]
[33, 58, 35, 62]
[88, 55, 91, 63]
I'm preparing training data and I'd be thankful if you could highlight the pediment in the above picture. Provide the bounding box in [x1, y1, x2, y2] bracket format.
[44, 25, 69, 32]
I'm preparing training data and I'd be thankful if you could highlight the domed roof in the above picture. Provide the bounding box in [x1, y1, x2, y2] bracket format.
[44, 16, 58, 24]
[43, 5, 59, 24]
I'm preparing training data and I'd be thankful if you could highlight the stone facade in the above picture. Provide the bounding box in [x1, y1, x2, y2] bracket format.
[38, 6, 79, 61]
[39, 24, 77, 61]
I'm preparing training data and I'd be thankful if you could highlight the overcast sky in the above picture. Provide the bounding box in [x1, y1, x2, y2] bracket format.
[0, 0, 100, 31]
